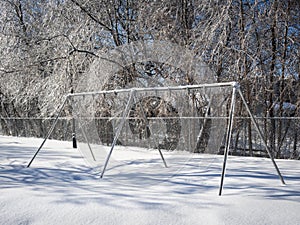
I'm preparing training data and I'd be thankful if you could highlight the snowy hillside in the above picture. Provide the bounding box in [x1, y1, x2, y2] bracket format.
[0, 135, 299, 225]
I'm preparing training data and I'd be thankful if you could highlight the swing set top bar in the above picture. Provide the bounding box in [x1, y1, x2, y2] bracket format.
[68, 81, 239, 97]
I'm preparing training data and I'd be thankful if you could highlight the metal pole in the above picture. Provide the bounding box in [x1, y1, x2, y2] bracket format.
[237, 88, 285, 185]
[219, 86, 236, 196]
[27, 96, 69, 167]
[157, 146, 168, 168]
[69, 82, 237, 98]
[100, 90, 135, 178]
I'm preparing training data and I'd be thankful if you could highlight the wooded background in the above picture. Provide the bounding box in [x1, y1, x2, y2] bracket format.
[0, 0, 299, 159]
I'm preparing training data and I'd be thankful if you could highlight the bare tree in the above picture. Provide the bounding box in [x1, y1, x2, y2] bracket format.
[0, 0, 299, 158]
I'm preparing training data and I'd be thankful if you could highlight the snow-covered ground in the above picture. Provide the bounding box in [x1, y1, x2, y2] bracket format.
[0, 135, 299, 225]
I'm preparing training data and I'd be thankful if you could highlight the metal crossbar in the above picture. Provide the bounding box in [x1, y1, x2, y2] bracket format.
[68, 82, 237, 97]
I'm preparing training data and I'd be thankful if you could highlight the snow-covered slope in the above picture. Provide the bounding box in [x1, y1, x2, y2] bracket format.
[0, 135, 299, 225]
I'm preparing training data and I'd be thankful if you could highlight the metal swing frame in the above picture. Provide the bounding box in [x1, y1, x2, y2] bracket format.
[27, 81, 285, 195]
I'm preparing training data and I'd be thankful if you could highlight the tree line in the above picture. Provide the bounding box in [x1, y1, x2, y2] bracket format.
[0, 0, 299, 158]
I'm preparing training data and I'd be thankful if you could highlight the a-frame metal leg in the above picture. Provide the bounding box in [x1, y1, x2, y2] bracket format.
[219, 86, 237, 196]
[100, 90, 135, 178]
[237, 88, 285, 185]
[27, 96, 69, 167]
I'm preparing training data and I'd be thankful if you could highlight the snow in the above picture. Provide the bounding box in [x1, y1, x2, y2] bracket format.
[1, 135, 300, 225]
